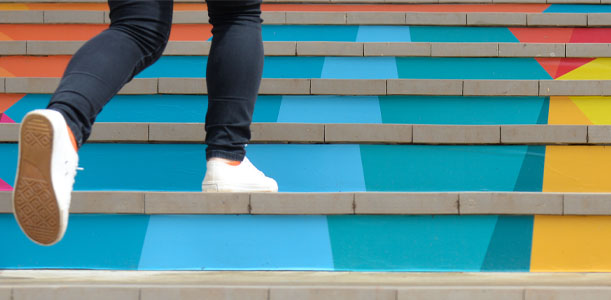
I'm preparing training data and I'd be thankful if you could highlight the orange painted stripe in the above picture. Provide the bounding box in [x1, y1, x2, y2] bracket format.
[0, 94, 25, 113]
[25, 3, 108, 10]
[0, 66, 15, 77]
[0, 24, 212, 41]
[262, 4, 549, 13]
[169, 24, 213, 42]
[547, 96, 593, 125]
[0, 3, 549, 13]
[174, 3, 206, 11]
[0, 56, 69, 77]
[0, 4, 28, 10]
[0, 31, 12, 41]
[0, 24, 107, 41]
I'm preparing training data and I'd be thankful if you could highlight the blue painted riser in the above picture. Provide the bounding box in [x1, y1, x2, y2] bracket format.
[0, 144, 545, 192]
[0, 214, 533, 272]
[129, 56, 551, 80]
[4, 95, 549, 125]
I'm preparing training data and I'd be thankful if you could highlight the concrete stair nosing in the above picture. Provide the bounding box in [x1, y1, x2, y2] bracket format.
[0, 123, 606, 145]
[1, 191, 609, 215]
[8, 78, 611, 96]
[2, 41, 589, 58]
[3, 10, 611, 26]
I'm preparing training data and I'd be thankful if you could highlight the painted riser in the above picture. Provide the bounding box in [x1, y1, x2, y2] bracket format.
[1, 214, 610, 272]
[6, 25, 611, 44]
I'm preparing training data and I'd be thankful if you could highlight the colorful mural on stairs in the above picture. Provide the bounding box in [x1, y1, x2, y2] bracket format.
[1, 94, 549, 125]
[0, 213, 610, 272]
[0, 55, 557, 79]
[1, 3, 611, 13]
[6, 24, 611, 43]
[2, 2, 611, 273]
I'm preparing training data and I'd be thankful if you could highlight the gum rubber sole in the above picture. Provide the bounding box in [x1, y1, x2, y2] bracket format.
[13, 114, 60, 246]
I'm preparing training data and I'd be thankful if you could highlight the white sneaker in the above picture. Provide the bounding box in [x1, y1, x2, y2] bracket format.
[202, 157, 278, 192]
[13, 109, 79, 246]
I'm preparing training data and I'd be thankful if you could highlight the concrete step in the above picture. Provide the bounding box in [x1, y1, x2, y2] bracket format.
[1, 270, 611, 300]
[3, 24, 611, 45]
[1, 9, 610, 26]
[1, 2, 611, 27]
[3, 77, 611, 96]
[1, 191, 609, 215]
[0, 123, 604, 145]
[1, 40, 596, 58]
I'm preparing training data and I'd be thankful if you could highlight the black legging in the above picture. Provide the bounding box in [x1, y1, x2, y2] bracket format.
[47, 0, 263, 161]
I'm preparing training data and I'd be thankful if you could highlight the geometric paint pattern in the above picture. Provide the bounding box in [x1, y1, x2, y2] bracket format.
[1, 3, 610, 13]
[0, 56, 555, 80]
[0, 143, 547, 193]
[4, 95, 611, 194]
[0, 178, 12, 191]
[5, 25, 611, 44]
[3, 3, 611, 273]
[0, 213, 609, 272]
[0, 214, 531, 272]
[0, 143, 597, 194]
[2, 94, 550, 125]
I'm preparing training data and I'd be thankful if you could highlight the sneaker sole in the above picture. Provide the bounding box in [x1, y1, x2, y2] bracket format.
[202, 183, 277, 193]
[13, 114, 61, 246]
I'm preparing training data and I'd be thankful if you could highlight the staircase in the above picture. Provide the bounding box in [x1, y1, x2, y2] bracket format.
[2, 0, 611, 299]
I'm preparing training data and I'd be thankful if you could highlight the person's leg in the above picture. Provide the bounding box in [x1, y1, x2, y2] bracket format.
[201, 0, 277, 192]
[13, 0, 174, 246]
[48, 0, 173, 148]
[204, 0, 263, 161]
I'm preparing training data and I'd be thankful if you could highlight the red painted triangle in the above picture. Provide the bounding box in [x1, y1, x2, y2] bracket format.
[0, 178, 12, 191]
[571, 28, 611, 43]
[0, 94, 25, 113]
[535, 58, 562, 79]
[535, 58, 594, 79]
[555, 58, 596, 78]
[509, 28, 574, 43]
[0, 113, 15, 123]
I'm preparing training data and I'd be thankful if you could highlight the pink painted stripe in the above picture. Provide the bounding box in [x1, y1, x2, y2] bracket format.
[0, 178, 12, 191]
[0, 113, 15, 123]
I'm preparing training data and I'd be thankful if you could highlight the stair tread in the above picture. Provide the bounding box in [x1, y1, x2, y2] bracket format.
[3, 270, 611, 287]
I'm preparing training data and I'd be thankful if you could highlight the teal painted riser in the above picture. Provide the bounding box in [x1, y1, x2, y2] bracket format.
[4, 95, 550, 125]
[0, 214, 532, 272]
[127, 56, 551, 80]
[260, 26, 519, 43]
[545, 4, 611, 13]
[0, 144, 545, 192]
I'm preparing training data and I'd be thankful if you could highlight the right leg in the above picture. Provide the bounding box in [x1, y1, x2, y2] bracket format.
[48, 0, 174, 147]
[13, 0, 173, 246]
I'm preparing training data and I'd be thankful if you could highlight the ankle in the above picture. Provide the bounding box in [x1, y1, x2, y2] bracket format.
[66, 125, 78, 152]
[208, 157, 241, 166]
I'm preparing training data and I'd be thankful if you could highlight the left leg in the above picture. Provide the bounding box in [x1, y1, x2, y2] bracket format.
[201, 0, 277, 192]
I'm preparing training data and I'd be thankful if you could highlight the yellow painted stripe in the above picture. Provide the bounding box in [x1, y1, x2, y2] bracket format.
[543, 146, 611, 193]
[558, 58, 611, 80]
[548, 96, 593, 125]
[0, 4, 29, 10]
[571, 96, 611, 125]
[531, 215, 611, 272]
